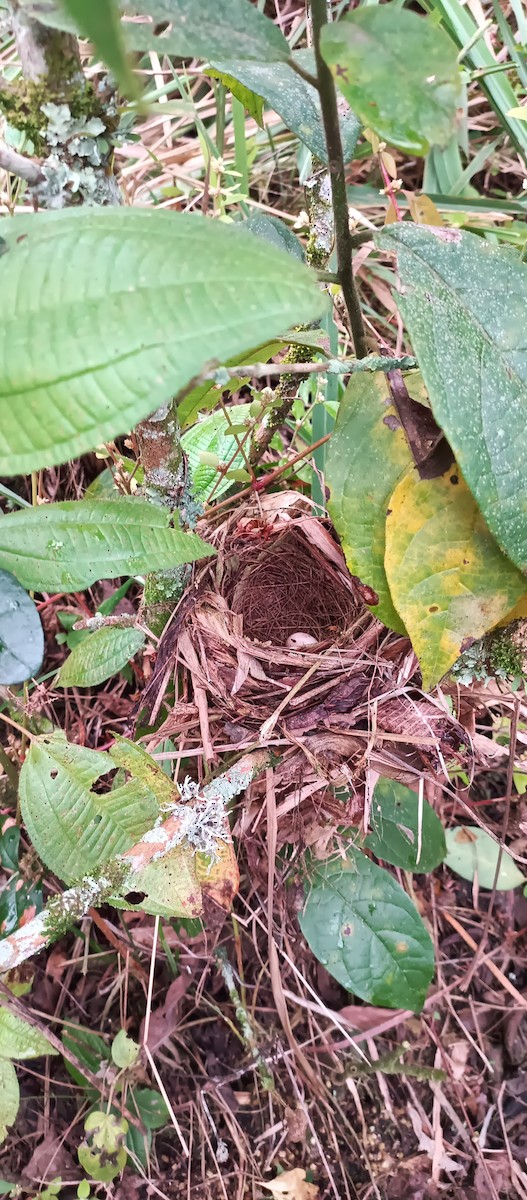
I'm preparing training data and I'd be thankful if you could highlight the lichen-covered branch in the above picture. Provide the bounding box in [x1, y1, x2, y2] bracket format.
[136, 400, 203, 634]
[0, 751, 269, 973]
[0, 137, 43, 183]
[3, 0, 121, 207]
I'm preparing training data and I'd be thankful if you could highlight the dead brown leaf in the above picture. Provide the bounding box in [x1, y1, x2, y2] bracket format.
[261, 1169, 318, 1200]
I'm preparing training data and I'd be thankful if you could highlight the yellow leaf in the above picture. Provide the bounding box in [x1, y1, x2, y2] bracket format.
[406, 192, 443, 226]
[262, 1168, 319, 1200]
[380, 149, 397, 179]
[495, 594, 527, 627]
[384, 200, 398, 225]
[384, 468, 527, 690]
[507, 107, 527, 121]
[196, 825, 240, 910]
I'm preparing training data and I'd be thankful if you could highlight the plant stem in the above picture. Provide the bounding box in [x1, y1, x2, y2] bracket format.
[310, 0, 368, 359]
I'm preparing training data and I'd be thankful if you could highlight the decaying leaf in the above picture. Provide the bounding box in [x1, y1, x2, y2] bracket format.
[261, 1168, 319, 1200]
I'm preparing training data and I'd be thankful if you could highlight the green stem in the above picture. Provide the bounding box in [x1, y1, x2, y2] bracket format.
[310, 0, 368, 359]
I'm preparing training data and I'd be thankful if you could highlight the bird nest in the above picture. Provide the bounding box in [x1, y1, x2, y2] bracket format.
[140, 493, 464, 840]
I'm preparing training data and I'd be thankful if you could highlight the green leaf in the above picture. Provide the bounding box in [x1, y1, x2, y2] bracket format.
[377, 223, 527, 573]
[78, 1111, 128, 1183]
[210, 51, 360, 163]
[205, 68, 264, 126]
[366, 777, 446, 873]
[129, 1088, 169, 1131]
[321, 6, 460, 155]
[0, 1059, 19, 1145]
[0, 208, 323, 475]
[182, 404, 252, 501]
[0, 1005, 57, 1060]
[326, 373, 411, 632]
[61, 0, 139, 98]
[119, 843, 203, 919]
[299, 850, 434, 1011]
[445, 826, 525, 890]
[243, 213, 304, 261]
[62, 1027, 110, 1088]
[56, 626, 145, 688]
[19, 732, 159, 884]
[123, 0, 289, 61]
[384, 468, 526, 690]
[0, 498, 214, 592]
[111, 1029, 139, 1069]
[0, 569, 44, 684]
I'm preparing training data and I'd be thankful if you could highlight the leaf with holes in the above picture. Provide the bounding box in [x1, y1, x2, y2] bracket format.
[321, 6, 460, 155]
[0, 570, 44, 684]
[366, 777, 446, 872]
[299, 849, 434, 1011]
[0, 1060, 19, 1145]
[56, 626, 145, 688]
[0, 498, 214, 593]
[123, 0, 289, 61]
[209, 52, 360, 163]
[326, 373, 411, 632]
[0, 208, 323, 475]
[384, 468, 526, 690]
[0, 1006, 58, 1060]
[377, 223, 527, 572]
[19, 732, 159, 885]
[445, 826, 525, 890]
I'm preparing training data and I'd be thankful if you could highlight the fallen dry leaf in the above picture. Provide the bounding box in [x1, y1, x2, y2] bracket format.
[261, 1168, 318, 1200]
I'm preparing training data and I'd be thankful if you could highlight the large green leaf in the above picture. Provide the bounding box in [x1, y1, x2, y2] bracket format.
[0, 1006, 58, 1060]
[123, 0, 289, 61]
[0, 208, 323, 475]
[21, 0, 289, 60]
[326, 373, 411, 632]
[378, 223, 527, 573]
[299, 850, 434, 1011]
[365, 777, 446, 873]
[62, 0, 138, 98]
[56, 625, 145, 688]
[0, 498, 214, 592]
[0, 569, 44, 684]
[384, 468, 526, 690]
[321, 6, 460, 155]
[210, 52, 360, 163]
[19, 732, 159, 884]
[0, 1060, 19, 1145]
[445, 826, 525, 891]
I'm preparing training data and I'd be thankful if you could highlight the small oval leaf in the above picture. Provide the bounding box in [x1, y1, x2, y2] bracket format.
[56, 625, 145, 688]
[445, 826, 525, 891]
[299, 850, 434, 1012]
[366, 777, 446, 873]
[0, 569, 44, 684]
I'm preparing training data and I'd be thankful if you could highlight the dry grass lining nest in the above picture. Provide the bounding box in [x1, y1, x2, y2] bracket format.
[140, 493, 465, 834]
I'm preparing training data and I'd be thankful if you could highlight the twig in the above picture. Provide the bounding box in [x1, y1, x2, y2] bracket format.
[0, 140, 44, 185]
[207, 354, 416, 384]
[442, 910, 527, 1009]
[203, 431, 332, 515]
[310, 0, 368, 359]
[0, 751, 269, 972]
[461, 696, 520, 989]
[288, 55, 319, 91]
[215, 947, 275, 1090]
